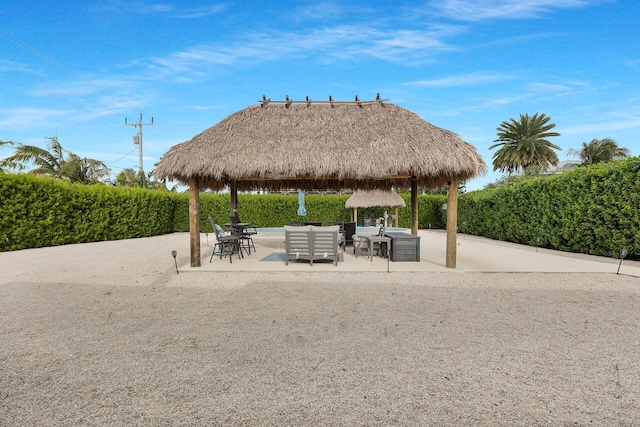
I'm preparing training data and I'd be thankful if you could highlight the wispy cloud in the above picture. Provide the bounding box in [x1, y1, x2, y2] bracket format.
[137, 3, 173, 14]
[177, 4, 229, 19]
[562, 116, 640, 135]
[131, 23, 463, 79]
[0, 107, 70, 128]
[0, 59, 41, 75]
[625, 59, 640, 70]
[291, 1, 350, 21]
[525, 81, 583, 93]
[94, 1, 230, 18]
[408, 72, 512, 87]
[428, 0, 596, 21]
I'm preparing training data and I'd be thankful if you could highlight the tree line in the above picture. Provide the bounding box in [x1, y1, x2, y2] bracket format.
[487, 112, 629, 187]
[0, 136, 172, 190]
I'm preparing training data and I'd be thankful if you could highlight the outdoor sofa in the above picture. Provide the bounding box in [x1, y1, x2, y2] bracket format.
[284, 225, 340, 266]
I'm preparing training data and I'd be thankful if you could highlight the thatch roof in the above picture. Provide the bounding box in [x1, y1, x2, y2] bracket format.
[345, 190, 406, 209]
[154, 99, 486, 191]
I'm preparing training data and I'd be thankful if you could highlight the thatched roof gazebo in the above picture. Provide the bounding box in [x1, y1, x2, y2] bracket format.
[155, 95, 486, 267]
[345, 190, 406, 227]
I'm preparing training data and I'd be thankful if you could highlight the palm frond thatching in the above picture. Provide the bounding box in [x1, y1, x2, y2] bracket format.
[345, 190, 406, 209]
[155, 101, 486, 190]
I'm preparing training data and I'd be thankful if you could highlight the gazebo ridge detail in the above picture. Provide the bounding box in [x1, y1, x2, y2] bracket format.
[257, 94, 390, 109]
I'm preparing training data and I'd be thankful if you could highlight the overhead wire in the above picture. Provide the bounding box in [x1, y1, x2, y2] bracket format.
[106, 147, 139, 165]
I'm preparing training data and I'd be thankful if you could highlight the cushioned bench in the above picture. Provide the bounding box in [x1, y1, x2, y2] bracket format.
[284, 225, 340, 266]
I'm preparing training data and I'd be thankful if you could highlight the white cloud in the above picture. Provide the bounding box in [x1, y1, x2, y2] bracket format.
[177, 4, 229, 19]
[0, 59, 42, 75]
[0, 108, 70, 128]
[408, 72, 512, 87]
[428, 0, 596, 21]
[138, 3, 173, 14]
[292, 2, 350, 21]
[525, 82, 578, 94]
[131, 24, 463, 80]
[562, 117, 640, 135]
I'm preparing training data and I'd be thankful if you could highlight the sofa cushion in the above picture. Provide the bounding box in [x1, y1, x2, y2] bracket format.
[284, 225, 313, 232]
[310, 225, 339, 233]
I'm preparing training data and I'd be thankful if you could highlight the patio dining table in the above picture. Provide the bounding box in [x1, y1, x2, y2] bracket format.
[223, 222, 250, 232]
[224, 223, 253, 255]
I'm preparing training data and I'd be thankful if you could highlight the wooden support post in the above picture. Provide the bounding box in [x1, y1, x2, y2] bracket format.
[230, 180, 238, 217]
[446, 181, 458, 268]
[411, 177, 418, 235]
[189, 177, 201, 267]
[395, 206, 399, 228]
[353, 208, 358, 226]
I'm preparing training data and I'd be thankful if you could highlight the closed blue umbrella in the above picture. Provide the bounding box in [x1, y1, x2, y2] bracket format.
[297, 190, 307, 216]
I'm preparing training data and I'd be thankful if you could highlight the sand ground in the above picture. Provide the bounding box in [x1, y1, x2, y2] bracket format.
[1, 232, 640, 425]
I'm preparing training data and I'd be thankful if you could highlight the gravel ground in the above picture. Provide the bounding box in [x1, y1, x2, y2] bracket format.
[2, 270, 640, 426]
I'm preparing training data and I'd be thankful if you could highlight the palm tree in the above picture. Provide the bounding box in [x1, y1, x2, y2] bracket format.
[567, 138, 630, 166]
[114, 167, 173, 190]
[489, 113, 562, 174]
[61, 153, 110, 184]
[114, 167, 145, 187]
[0, 140, 18, 173]
[0, 136, 109, 184]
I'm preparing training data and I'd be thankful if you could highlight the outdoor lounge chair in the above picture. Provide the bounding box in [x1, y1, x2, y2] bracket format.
[208, 217, 241, 263]
[285, 225, 340, 266]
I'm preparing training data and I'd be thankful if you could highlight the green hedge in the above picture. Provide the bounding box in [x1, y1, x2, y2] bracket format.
[0, 174, 180, 251]
[186, 192, 447, 234]
[1, 175, 450, 252]
[458, 158, 640, 258]
[5, 159, 638, 258]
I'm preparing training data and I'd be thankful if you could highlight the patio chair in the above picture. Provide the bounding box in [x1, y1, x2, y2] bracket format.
[230, 215, 257, 254]
[372, 225, 386, 255]
[352, 234, 369, 257]
[208, 217, 242, 263]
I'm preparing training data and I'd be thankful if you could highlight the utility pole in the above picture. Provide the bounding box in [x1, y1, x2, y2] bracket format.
[125, 113, 154, 187]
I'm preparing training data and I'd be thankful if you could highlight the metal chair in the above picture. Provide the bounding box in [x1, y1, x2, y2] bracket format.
[230, 215, 257, 254]
[208, 217, 241, 263]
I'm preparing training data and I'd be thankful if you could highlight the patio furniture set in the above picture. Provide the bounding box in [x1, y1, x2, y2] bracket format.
[208, 216, 258, 263]
[284, 223, 421, 266]
[208, 217, 420, 266]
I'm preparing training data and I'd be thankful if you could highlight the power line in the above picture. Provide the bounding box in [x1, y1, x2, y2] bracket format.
[106, 147, 139, 165]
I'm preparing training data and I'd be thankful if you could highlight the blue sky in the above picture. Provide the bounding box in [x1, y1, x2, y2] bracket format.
[1, 0, 638, 190]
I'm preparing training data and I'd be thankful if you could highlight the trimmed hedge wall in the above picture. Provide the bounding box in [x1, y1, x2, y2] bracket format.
[0, 175, 447, 252]
[7, 158, 640, 259]
[1, 174, 180, 251]
[458, 158, 640, 258]
[188, 192, 446, 234]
